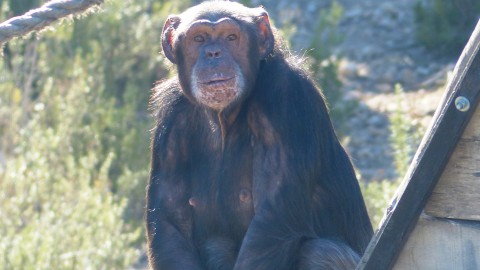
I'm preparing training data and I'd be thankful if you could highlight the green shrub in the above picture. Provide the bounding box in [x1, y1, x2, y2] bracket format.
[306, 1, 344, 84]
[389, 84, 423, 177]
[0, 61, 140, 269]
[362, 85, 423, 229]
[362, 180, 399, 229]
[414, 0, 480, 56]
[305, 1, 352, 125]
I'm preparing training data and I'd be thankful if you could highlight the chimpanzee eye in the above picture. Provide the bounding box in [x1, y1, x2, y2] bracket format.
[226, 34, 237, 41]
[194, 35, 205, 42]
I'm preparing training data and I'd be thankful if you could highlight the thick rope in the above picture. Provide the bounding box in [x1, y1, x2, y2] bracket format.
[0, 0, 103, 45]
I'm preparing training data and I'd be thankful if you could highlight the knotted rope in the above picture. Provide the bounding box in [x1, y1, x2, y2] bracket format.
[0, 0, 104, 45]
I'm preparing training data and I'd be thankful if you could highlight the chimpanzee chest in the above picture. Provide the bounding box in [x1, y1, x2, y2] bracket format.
[189, 124, 255, 243]
[189, 178, 254, 239]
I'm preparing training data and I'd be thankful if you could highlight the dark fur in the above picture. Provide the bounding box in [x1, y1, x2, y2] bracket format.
[146, 2, 373, 270]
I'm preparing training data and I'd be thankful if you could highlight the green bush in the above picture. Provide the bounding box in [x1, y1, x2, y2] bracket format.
[362, 180, 399, 229]
[305, 1, 353, 126]
[0, 60, 140, 269]
[362, 85, 423, 229]
[414, 0, 480, 56]
[389, 85, 423, 177]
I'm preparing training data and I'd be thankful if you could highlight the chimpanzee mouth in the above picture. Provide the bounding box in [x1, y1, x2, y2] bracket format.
[202, 77, 235, 86]
[194, 76, 240, 110]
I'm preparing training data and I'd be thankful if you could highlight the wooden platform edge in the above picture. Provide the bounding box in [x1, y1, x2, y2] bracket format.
[357, 19, 480, 270]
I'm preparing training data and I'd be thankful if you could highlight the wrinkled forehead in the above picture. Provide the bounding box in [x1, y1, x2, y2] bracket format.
[185, 17, 241, 35]
[176, 2, 264, 33]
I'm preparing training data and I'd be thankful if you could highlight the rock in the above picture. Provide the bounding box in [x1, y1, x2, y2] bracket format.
[380, 67, 396, 84]
[416, 66, 430, 76]
[0, 150, 4, 167]
[378, 83, 394, 93]
[356, 63, 370, 78]
[338, 59, 357, 78]
[401, 68, 416, 85]
[306, 2, 317, 13]
[380, 2, 399, 18]
[360, 46, 376, 60]
[344, 8, 362, 20]
[368, 115, 386, 128]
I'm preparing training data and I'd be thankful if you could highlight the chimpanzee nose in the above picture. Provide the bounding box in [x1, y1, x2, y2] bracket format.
[206, 47, 222, 59]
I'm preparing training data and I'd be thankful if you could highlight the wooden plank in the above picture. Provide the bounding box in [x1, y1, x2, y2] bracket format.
[357, 19, 480, 270]
[393, 215, 480, 270]
[425, 105, 480, 220]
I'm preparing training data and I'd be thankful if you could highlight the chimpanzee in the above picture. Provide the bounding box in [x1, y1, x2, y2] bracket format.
[146, 1, 373, 270]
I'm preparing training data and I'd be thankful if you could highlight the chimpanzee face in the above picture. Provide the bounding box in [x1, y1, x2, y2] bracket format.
[161, 4, 274, 111]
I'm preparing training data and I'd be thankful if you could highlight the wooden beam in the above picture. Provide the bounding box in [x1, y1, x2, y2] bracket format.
[357, 19, 480, 270]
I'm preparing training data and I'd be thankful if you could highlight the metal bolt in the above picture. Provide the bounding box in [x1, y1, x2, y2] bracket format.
[455, 96, 470, 112]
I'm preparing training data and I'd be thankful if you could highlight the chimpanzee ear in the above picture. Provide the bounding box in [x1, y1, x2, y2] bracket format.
[255, 9, 274, 59]
[162, 15, 181, 64]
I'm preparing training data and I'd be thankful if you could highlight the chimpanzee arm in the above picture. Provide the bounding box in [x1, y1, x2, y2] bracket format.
[146, 85, 204, 270]
[235, 64, 372, 270]
[233, 136, 317, 270]
[234, 140, 366, 270]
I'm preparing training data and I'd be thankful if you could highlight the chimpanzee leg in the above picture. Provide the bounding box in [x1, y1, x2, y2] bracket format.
[298, 239, 360, 270]
[203, 237, 238, 270]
